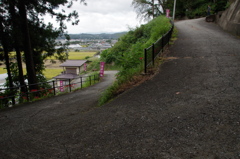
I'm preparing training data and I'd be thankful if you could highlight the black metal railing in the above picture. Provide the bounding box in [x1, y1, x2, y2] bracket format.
[0, 74, 100, 108]
[144, 22, 174, 73]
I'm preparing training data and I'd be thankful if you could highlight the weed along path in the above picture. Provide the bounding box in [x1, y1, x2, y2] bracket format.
[1, 18, 240, 158]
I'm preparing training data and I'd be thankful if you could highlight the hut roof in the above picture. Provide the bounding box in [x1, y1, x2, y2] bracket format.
[53, 73, 80, 79]
[60, 60, 87, 67]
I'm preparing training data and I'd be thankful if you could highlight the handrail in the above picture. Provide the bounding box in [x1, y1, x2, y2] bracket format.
[144, 21, 174, 73]
[0, 74, 100, 108]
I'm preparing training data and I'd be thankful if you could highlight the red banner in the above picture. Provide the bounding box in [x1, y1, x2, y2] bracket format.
[166, 9, 170, 18]
[60, 80, 64, 92]
[100, 62, 105, 77]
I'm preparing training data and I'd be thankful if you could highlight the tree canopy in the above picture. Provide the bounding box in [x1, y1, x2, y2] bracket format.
[132, 0, 229, 20]
[0, 0, 86, 89]
[132, 0, 168, 21]
[165, 0, 229, 19]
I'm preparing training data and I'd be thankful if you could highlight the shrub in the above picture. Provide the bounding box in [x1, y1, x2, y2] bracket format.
[99, 16, 172, 105]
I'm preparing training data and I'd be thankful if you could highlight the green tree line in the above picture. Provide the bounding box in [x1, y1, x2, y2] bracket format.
[132, 0, 229, 20]
[165, 0, 229, 19]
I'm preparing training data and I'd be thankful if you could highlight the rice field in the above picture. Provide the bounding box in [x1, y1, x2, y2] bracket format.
[0, 51, 97, 79]
[43, 69, 62, 79]
[68, 52, 96, 60]
[0, 68, 6, 74]
[47, 52, 96, 60]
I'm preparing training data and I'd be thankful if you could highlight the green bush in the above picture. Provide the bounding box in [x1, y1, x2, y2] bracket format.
[100, 16, 171, 68]
[99, 16, 172, 106]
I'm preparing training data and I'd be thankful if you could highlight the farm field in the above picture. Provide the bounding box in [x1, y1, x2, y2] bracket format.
[0, 51, 97, 79]
[47, 51, 96, 60]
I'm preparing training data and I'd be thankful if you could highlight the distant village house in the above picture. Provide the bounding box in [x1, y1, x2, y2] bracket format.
[53, 60, 87, 87]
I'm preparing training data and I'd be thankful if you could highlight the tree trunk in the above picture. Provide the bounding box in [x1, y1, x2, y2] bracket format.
[18, 1, 38, 90]
[15, 47, 26, 88]
[9, 0, 26, 93]
[152, 0, 155, 18]
[0, 22, 15, 105]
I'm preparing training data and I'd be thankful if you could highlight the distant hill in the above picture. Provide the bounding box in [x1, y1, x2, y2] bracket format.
[59, 32, 127, 40]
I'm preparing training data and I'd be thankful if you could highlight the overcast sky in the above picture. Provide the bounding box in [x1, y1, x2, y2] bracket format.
[44, 0, 145, 34]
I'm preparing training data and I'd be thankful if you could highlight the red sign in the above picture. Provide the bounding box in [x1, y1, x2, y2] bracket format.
[60, 80, 64, 92]
[100, 62, 105, 77]
[166, 9, 170, 18]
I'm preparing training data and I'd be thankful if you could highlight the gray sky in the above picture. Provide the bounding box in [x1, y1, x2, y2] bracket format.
[44, 0, 145, 34]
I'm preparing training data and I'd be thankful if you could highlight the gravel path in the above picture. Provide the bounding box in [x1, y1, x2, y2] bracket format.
[0, 18, 240, 158]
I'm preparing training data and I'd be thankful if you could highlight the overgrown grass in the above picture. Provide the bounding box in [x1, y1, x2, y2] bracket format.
[104, 64, 121, 71]
[82, 72, 100, 88]
[98, 16, 173, 106]
[84, 57, 100, 72]
[98, 64, 143, 106]
[169, 27, 178, 45]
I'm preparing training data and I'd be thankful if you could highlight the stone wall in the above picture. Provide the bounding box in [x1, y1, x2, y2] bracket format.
[216, 0, 240, 36]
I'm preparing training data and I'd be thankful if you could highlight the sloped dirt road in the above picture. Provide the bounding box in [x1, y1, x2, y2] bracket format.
[1, 18, 240, 158]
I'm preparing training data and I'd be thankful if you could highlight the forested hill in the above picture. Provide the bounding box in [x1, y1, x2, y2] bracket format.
[58, 32, 127, 40]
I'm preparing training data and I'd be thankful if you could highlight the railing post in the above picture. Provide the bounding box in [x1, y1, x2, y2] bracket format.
[152, 43, 155, 66]
[168, 31, 170, 47]
[53, 81, 56, 95]
[144, 48, 147, 74]
[10, 86, 16, 106]
[162, 35, 164, 53]
[26, 85, 29, 101]
[68, 79, 71, 92]
[80, 77, 83, 89]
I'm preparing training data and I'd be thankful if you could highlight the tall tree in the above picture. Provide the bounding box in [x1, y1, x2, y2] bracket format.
[0, 7, 16, 104]
[132, 0, 162, 21]
[0, 0, 86, 89]
[0, 0, 14, 90]
[18, 0, 38, 89]
[164, 0, 228, 19]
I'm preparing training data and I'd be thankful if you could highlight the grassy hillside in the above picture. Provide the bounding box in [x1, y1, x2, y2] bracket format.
[99, 16, 172, 105]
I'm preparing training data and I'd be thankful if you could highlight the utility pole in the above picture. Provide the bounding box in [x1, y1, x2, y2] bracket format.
[152, 0, 154, 19]
[173, 0, 177, 20]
